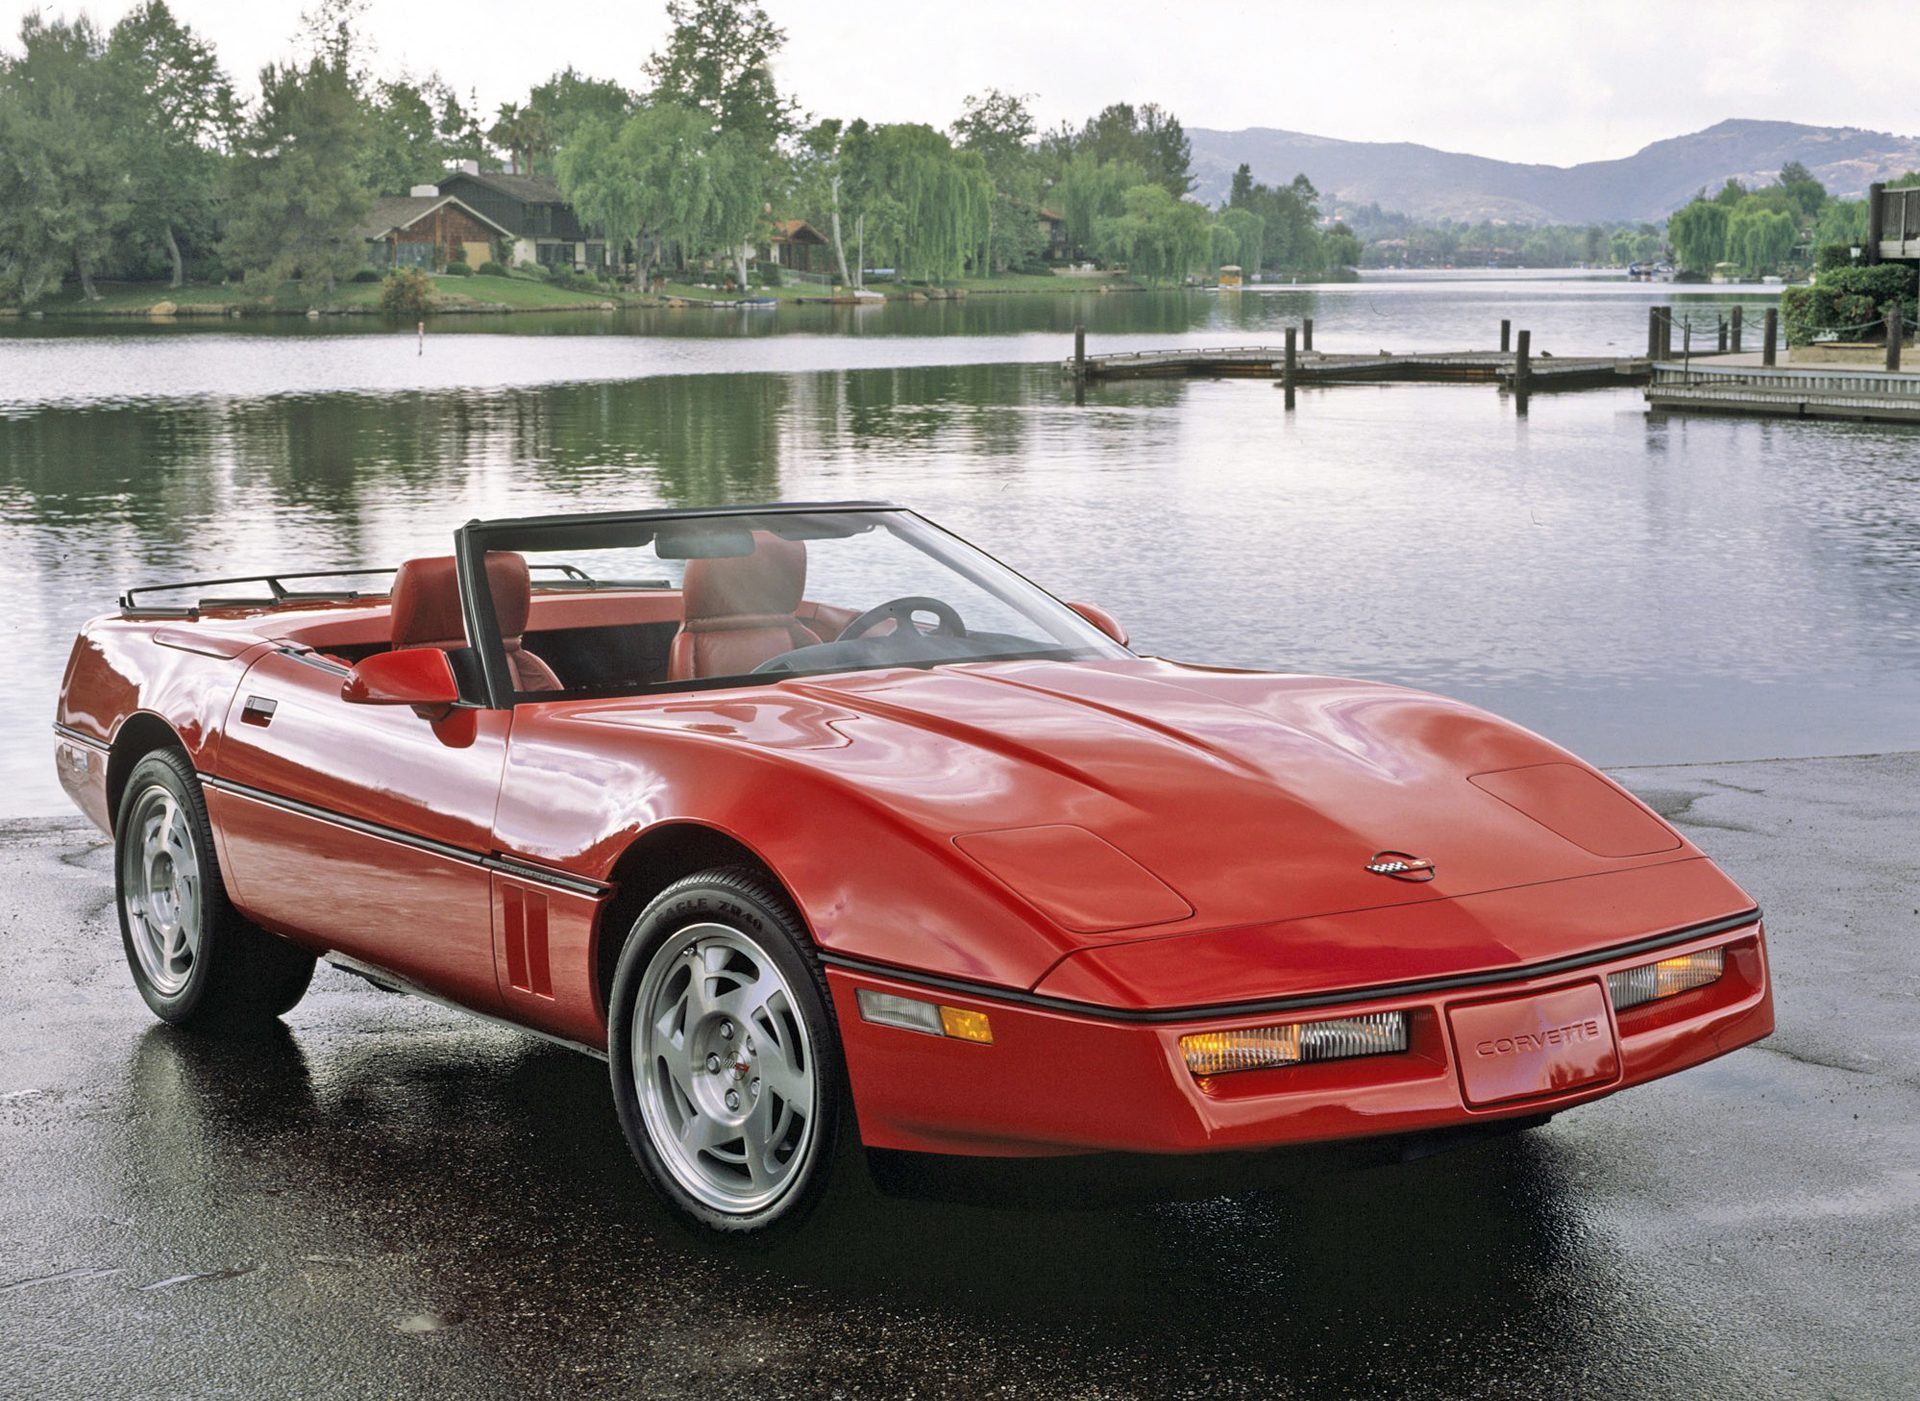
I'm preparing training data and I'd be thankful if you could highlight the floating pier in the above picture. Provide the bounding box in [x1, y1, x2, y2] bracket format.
[1065, 345, 1651, 390]
[1645, 362, 1920, 423]
[1064, 309, 1920, 427]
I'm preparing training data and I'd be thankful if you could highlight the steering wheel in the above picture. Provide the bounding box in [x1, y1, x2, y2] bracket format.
[838, 595, 968, 642]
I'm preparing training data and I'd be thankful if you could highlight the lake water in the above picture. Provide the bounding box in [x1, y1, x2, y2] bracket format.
[4, 273, 1916, 817]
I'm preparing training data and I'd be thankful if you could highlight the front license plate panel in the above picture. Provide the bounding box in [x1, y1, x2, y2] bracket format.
[1448, 982, 1619, 1107]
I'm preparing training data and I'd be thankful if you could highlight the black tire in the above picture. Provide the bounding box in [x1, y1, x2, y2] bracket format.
[607, 866, 846, 1239]
[113, 749, 315, 1030]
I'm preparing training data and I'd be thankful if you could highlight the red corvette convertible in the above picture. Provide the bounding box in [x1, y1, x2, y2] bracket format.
[54, 502, 1772, 1234]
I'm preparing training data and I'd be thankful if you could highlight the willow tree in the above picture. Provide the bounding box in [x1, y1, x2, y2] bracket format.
[1094, 184, 1209, 285]
[1056, 152, 1146, 261]
[558, 102, 711, 282]
[845, 124, 990, 283]
[1669, 199, 1729, 274]
[1218, 207, 1264, 274]
[1728, 204, 1796, 278]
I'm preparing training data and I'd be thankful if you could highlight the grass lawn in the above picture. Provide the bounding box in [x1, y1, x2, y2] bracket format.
[20, 272, 633, 317]
[11, 268, 1145, 320]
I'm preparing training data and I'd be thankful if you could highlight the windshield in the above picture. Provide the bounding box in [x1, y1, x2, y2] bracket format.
[464, 508, 1130, 702]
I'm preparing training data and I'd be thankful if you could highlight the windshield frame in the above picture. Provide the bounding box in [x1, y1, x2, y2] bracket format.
[453, 501, 1131, 708]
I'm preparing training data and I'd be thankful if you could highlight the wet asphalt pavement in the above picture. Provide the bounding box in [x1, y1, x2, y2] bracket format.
[2, 754, 1916, 1400]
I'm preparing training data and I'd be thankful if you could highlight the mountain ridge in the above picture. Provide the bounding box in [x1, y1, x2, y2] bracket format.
[1185, 119, 1920, 223]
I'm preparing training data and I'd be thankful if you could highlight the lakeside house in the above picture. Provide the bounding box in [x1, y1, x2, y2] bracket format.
[428, 163, 608, 271]
[1037, 207, 1069, 262]
[760, 219, 833, 276]
[357, 192, 514, 271]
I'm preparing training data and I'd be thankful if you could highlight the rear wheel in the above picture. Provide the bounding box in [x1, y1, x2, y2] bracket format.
[607, 867, 844, 1238]
[114, 749, 315, 1030]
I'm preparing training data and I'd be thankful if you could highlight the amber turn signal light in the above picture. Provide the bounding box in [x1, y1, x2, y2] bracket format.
[857, 989, 993, 1045]
[1606, 948, 1724, 1011]
[1179, 1011, 1408, 1077]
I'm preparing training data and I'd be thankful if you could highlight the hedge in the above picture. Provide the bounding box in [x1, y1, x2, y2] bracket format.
[1780, 264, 1918, 344]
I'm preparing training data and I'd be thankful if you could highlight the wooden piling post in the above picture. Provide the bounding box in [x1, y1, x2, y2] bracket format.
[1888, 304, 1903, 373]
[1731, 306, 1743, 354]
[1073, 324, 1086, 379]
[1302, 318, 1314, 352]
[1763, 308, 1778, 367]
[1647, 307, 1660, 359]
[1717, 317, 1728, 354]
[1283, 326, 1297, 410]
[1514, 328, 1531, 405]
[1660, 306, 1674, 359]
[1500, 318, 1511, 353]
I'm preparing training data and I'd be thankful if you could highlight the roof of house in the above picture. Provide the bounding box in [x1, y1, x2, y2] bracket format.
[438, 169, 568, 204]
[768, 219, 828, 244]
[355, 194, 514, 242]
[1038, 207, 1066, 224]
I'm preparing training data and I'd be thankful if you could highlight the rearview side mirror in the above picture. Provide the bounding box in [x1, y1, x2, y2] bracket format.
[1067, 601, 1129, 648]
[342, 647, 461, 719]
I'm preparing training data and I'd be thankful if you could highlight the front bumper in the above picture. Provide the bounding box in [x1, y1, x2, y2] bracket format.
[828, 918, 1772, 1157]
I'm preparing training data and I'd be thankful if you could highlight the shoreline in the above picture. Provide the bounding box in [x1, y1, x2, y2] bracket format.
[0, 268, 1391, 323]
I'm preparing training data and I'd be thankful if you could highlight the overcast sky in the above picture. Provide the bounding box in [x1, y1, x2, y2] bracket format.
[8, 0, 1916, 166]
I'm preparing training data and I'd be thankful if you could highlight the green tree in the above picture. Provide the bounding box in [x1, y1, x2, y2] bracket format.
[1064, 101, 1193, 198]
[1778, 160, 1826, 221]
[529, 67, 634, 156]
[488, 100, 551, 177]
[1668, 199, 1730, 272]
[362, 76, 471, 195]
[0, 13, 131, 301]
[952, 89, 1035, 190]
[558, 102, 712, 284]
[1056, 151, 1146, 259]
[704, 128, 771, 287]
[1728, 203, 1796, 276]
[646, 0, 795, 148]
[106, 1, 235, 288]
[1712, 177, 1747, 209]
[1093, 183, 1208, 284]
[646, 0, 794, 288]
[1217, 206, 1264, 273]
[1321, 219, 1361, 272]
[221, 56, 371, 293]
[791, 119, 855, 284]
[1812, 197, 1868, 250]
[1228, 162, 1254, 209]
[843, 123, 991, 282]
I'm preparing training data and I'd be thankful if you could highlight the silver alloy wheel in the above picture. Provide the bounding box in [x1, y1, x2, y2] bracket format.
[121, 784, 202, 997]
[632, 921, 817, 1215]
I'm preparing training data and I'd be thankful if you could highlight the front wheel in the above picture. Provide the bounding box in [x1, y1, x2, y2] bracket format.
[607, 867, 845, 1237]
[114, 749, 315, 1030]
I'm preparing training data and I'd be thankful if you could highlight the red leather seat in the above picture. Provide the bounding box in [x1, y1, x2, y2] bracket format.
[390, 552, 563, 693]
[668, 532, 822, 681]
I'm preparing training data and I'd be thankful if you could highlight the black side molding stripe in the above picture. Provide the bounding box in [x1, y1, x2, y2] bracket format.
[819, 907, 1764, 1026]
[53, 723, 110, 752]
[199, 774, 610, 898]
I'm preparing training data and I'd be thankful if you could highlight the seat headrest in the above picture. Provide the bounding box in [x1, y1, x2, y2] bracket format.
[391, 551, 533, 648]
[681, 532, 806, 625]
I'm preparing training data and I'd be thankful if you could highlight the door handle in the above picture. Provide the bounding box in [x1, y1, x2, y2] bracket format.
[241, 696, 278, 727]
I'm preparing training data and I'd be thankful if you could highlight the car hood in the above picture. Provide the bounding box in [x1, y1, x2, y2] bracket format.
[573, 658, 1700, 950]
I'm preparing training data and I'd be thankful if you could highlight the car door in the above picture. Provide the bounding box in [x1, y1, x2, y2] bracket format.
[204, 648, 511, 1016]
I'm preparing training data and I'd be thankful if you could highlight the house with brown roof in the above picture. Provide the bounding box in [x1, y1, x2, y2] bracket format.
[760, 219, 834, 276]
[357, 192, 514, 271]
[430, 164, 608, 271]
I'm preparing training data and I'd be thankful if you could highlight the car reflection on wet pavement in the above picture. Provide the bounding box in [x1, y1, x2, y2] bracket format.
[6, 753, 1917, 1399]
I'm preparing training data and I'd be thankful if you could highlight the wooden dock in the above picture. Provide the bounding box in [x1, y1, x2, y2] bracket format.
[1067, 345, 1651, 390]
[1645, 363, 1920, 423]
